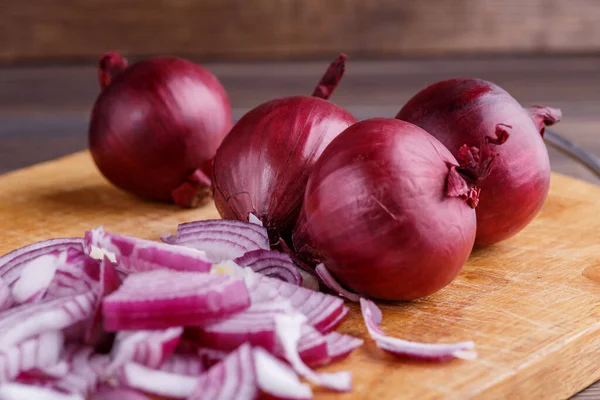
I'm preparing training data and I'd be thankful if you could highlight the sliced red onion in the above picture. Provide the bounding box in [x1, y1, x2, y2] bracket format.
[54, 345, 106, 395]
[274, 313, 352, 392]
[118, 362, 198, 399]
[85, 257, 122, 346]
[85, 227, 211, 273]
[45, 249, 101, 300]
[161, 219, 269, 262]
[245, 272, 345, 333]
[191, 300, 294, 353]
[160, 354, 205, 376]
[319, 305, 349, 334]
[315, 263, 360, 302]
[17, 360, 70, 383]
[109, 327, 182, 371]
[234, 249, 301, 285]
[189, 343, 257, 400]
[197, 347, 229, 369]
[253, 347, 312, 400]
[103, 269, 250, 331]
[0, 278, 12, 312]
[0, 238, 83, 286]
[11, 253, 60, 304]
[91, 387, 150, 400]
[0, 331, 63, 382]
[297, 324, 327, 367]
[0, 383, 84, 400]
[0, 291, 95, 350]
[323, 332, 363, 364]
[248, 213, 263, 226]
[360, 298, 477, 361]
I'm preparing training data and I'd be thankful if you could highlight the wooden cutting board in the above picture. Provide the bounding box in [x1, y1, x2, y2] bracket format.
[1, 151, 600, 400]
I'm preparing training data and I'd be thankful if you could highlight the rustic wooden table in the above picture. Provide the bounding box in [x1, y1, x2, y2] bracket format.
[1, 56, 599, 398]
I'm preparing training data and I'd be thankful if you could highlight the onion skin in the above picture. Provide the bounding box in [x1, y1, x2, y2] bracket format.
[293, 118, 477, 301]
[89, 53, 232, 207]
[213, 55, 356, 241]
[396, 78, 558, 245]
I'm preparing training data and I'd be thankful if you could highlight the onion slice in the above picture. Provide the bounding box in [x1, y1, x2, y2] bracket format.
[253, 347, 312, 400]
[108, 327, 182, 371]
[0, 331, 64, 382]
[160, 354, 205, 376]
[45, 249, 101, 300]
[234, 249, 301, 285]
[189, 343, 257, 400]
[102, 269, 250, 330]
[323, 332, 363, 364]
[197, 347, 229, 369]
[319, 305, 349, 334]
[161, 219, 269, 262]
[315, 263, 360, 302]
[0, 383, 84, 400]
[85, 227, 211, 273]
[11, 253, 60, 304]
[54, 346, 106, 396]
[274, 313, 352, 392]
[0, 238, 83, 286]
[118, 362, 198, 399]
[0, 278, 12, 312]
[245, 272, 346, 333]
[91, 387, 150, 400]
[360, 298, 476, 361]
[0, 291, 95, 350]
[85, 257, 121, 345]
[189, 300, 294, 353]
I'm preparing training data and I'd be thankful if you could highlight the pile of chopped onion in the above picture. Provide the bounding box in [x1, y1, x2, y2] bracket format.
[0, 219, 475, 399]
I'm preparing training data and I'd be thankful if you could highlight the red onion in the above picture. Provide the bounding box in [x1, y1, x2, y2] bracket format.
[0, 292, 95, 350]
[0, 279, 12, 312]
[85, 227, 211, 274]
[102, 269, 250, 331]
[189, 343, 257, 400]
[89, 52, 232, 207]
[212, 54, 357, 242]
[0, 383, 84, 400]
[108, 327, 182, 371]
[0, 331, 64, 383]
[161, 219, 269, 262]
[234, 249, 302, 285]
[253, 347, 312, 400]
[243, 271, 346, 333]
[397, 78, 560, 245]
[0, 238, 83, 287]
[360, 299, 476, 361]
[159, 354, 205, 376]
[293, 118, 478, 300]
[274, 313, 352, 392]
[118, 362, 197, 399]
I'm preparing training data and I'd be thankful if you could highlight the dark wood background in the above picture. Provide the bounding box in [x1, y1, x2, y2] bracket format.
[2, 0, 600, 63]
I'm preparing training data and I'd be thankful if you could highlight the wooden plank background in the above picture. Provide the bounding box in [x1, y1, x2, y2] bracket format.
[2, 0, 600, 63]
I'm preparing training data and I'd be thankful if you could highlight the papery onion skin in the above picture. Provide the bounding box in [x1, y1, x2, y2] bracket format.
[212, 55, 356, 242]
[396, 78, 556, 245]
[293, 118, 477, 301]
[89, 53, 232, 207]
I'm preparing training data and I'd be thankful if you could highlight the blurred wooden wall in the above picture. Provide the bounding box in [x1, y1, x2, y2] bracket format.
[1, 0, 600, 63]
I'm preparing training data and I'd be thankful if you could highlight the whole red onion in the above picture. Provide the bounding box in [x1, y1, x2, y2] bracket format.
[292, 118, 478, 301]
[212, 55, 357, 242]
[396, 78, 560, 245]
[89, 52, 232, 207]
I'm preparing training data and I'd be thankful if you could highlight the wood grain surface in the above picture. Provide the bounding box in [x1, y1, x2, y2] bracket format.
[2, 0, 600, 63]
[1, 152, 600, 399]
